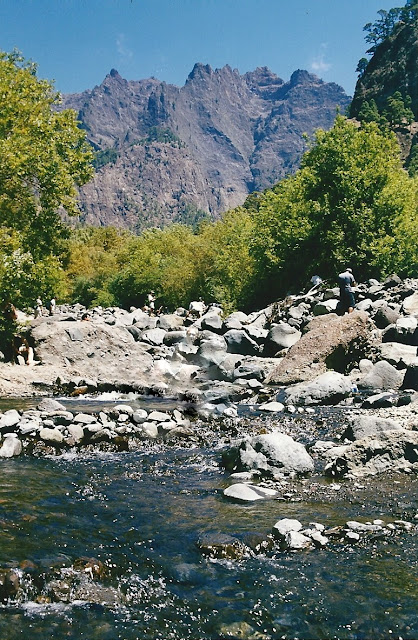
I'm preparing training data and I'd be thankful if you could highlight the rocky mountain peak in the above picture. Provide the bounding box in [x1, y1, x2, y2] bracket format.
[61, 64, 350, 231]
[289, 69, 317, 86]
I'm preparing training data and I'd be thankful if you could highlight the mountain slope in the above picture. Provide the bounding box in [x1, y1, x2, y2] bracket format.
[62, 64, 350, 231]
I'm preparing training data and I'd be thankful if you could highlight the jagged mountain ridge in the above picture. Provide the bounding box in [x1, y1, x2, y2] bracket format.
[62, 64, 350, 231]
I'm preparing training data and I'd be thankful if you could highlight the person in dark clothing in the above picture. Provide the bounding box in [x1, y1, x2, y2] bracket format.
[338, 267, 356, 314]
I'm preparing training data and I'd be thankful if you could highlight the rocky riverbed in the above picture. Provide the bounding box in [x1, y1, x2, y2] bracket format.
[1, 274, 418, 479]
[0, 273, 417, 638]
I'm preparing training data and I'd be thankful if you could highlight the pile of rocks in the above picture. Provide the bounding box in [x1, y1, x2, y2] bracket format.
[0, 398, 194, 457]
[196, 516, 416, 560]
[1, 274, 418, 479]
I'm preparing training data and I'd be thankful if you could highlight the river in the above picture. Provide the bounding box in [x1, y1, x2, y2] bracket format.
[0, 397, 417, 639]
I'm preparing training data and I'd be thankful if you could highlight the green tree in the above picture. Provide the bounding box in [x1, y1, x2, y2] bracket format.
[384, 91, 414, 127]
[0, 49, 93, 263]
[108, 225, 209, 310]
[356, 57, 369, 77]
[357, 99, 382, 124]
[250, 116, 418, 295]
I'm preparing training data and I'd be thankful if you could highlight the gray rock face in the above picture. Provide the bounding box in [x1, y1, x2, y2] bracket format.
[61, 65, 350, 230]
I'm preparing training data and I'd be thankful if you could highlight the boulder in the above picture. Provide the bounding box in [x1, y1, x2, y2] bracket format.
[132, 316, 158, 331]
[30, 319, 154, 389]
[264, 322, 301, 355]
[200, 313, 223, 333]
[372, 302, 400, 329]
[377, 343, 418, 368]
[284, 371, 352, 406]
[0, 434, 22, 457]
[324, 429, 418, 477]
[37, 399, 67, 412]
[266, 311, 372, 384]
[402, 291, 418, 316]
[39, 427, 65, 445]
[163, 330, 188, 346]
[157, 314, 184, 331]
[223, 483, 278, 502]
[0, 410, 21, 431]
[383, 317, 418, 346]
[357, 360, 405, 390]
[313, 299, 338, 315]
[223, 431, 314, 476]
[342, 415, 403, 441]
[195, 334, 227, 368]
[141, 328, 166, 346]
[272, 518, 302, 540]
[223, 329, 259, 356]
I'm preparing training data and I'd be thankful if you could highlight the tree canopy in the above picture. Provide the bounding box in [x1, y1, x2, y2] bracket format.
[249, 116, 418, 298]
[0, 50, 93, 307]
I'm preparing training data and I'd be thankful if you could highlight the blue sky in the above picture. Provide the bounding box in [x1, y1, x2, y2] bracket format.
[0, 0, 397, 96]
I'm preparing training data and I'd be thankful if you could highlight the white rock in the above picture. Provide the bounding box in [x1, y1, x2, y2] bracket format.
[223, 483, 278, 502]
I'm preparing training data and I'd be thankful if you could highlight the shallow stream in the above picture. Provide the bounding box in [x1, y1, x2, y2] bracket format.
[0, 397, 417, 639]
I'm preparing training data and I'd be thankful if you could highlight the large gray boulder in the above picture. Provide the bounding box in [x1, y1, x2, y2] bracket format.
[267, 311, 372, 384]
[357, 360, 405, 390]
[264, 322, 301, 355]
[342, 415, 403, 441]
[377, 343, 418, 368]
[30, 319, 154, 388]
[223, 329, 260, 356]
[284, 371, 353, 406]
[195, 334, 227, 368]
[324, 430, 418, 478]
[222, 431, 314, 476]
[157, 314, 184, 331]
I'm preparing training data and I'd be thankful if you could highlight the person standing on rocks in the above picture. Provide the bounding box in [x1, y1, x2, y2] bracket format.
[147, 291, 156, 315]
[338, 267, 356, 314]
[34, 297, 43, 318]
[47, 297, 56, 316]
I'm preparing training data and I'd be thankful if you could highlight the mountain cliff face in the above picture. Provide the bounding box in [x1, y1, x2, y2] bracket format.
[62, 64, 350, 231]
[350, 20, 418, 119]
[350, 19, 418, 167]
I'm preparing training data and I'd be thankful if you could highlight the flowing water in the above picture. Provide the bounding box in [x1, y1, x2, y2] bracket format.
[0, 400, 417, 639]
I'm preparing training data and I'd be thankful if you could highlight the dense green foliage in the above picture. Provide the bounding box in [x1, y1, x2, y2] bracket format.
[0, 49, 93, 311]
[63, 117, 418, 312]
[357, 92, 414, 129]
[248, 116, 418, 297]
[1, 51, 417, 324]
